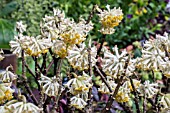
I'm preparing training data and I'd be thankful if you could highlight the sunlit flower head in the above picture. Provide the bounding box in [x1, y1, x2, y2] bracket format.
[96, 4, 123, 34]
[160, 61, 170, 78]
[122, 79, 141, 92]
[52, 40, 69, 58]
[101, 46, 128, 78]
[140, 48, 166, 71]
[64, 72, 92, 95]
[67, 42, 97, 70]
[4, 99, 43, 113]
[115, 91, 129, 103]
[156, 32, 170, 52]
[98, 76, 117, 94]
[24, 35, 52, 57]
[42, 8, 93, 44]
[60, 18, 93, 46]
[38, 74, 63, 97]
[70, 95, 87, 110]
[141, 80, 158, 98]
[9, 34, 31, 57]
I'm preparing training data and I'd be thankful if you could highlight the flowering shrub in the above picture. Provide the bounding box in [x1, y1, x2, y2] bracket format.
[0, 4, 170, 113]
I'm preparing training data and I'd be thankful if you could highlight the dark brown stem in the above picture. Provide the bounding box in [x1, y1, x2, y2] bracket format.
[44, 60, 54, 76]
[94, 65, 113, 93]
[84, 47, 93, 113]
[101, 76, 124, 113]
[96, 35, 106, 59]
[32, 56, 42, 72]
[56, 58, 62, 77]
[130, 77, 141, 113]
[143, 94, 146, 113]
[41, 53, 47, 74]
[53, 59, 63, 110]
[43, 96, 51, 113]
[101, 56, 130, 113]
[88, 47, 93, 101]
[86, 5, 95, 24]
[24, 62, 36, 78]
[34, 57, 43, 107]
[151, 70, 155, 82]
[24, 62, 40, 89]
[49, 48, 59, 75]
[21, 50, 38, 105]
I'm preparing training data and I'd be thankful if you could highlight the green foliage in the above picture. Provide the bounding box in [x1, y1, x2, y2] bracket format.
[1, 0, 169, 48]
[0, 0, 18, 48]
[0, 1, 18, 17]
[0, 19, 15, 48]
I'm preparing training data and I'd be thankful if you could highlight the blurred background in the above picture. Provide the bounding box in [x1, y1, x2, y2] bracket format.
[0, 0, 170, 49]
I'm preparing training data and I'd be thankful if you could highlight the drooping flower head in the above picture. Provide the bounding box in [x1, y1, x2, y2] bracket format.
[64, 72, 92, 95]
[0, 65, 17, 83]
[38, 74, 63, 97]
[70, 95, 87, 110]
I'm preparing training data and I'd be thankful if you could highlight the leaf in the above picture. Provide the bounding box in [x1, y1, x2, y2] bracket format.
[0, 19, 15, 48]
[0, 1, 18, 17]
[134, 48, 142, 58]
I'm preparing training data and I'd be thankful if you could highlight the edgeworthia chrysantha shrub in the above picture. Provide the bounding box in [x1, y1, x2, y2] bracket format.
[0, 3, 168, 113]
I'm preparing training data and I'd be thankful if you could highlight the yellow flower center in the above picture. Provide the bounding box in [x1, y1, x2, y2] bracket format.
[115, 91, 129, 103]
[101, 15, 123, 28]
[61, 33, 83, 45]
[4, 90, 13, 101]
[55, 47, 67, 58]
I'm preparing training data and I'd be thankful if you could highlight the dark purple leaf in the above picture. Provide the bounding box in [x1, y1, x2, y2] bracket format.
[110, 108, 116, 113]
[112, 101, 123, 110]
[60, 99, 67, 105]
[59, 106, 64, 113]
[100, 94, 109, 102]
[92, 86, 99, 101]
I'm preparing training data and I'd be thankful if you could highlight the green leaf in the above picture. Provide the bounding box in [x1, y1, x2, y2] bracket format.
[0, 1, 18, 17]
[0, 19, 15, 48]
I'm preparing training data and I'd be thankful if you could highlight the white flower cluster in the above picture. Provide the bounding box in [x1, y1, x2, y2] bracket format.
[0, 83, 14, 104]
[96, 4, 123, 34]
[0, 65, 17, 83]
[10, 21, 52, 57]
[141, 80, 158, 98]
[0, 66, 17, 104]
[101, 46, 136, 78]
[138, 33, 170, 78]
[64, 72, 92, 109]
[67, 41, 97, 70]
[41, 9, 93, 58]
[38, 74, 64, 97]
[4, 98, 43, 113]
[98, 76, 117, 94]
